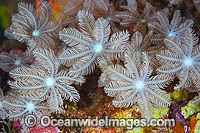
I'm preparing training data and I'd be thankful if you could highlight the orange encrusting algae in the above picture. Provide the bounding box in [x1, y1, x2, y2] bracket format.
[190, 116, 198, 133]
[36, 0, 66, 20]
[36, 0, 42, 13]
[49, 0, 67, 20]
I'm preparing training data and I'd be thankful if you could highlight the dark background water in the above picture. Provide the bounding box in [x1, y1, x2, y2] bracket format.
[0, 0, 33, 45]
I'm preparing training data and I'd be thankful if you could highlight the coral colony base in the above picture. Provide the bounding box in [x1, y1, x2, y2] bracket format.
[0, 0, 200, 132]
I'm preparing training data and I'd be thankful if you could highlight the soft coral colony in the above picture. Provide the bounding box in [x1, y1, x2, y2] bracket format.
[0, 0, 200, 131]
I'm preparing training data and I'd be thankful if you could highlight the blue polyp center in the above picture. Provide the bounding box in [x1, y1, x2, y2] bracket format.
[94, 43, 103, 53]
[183, 57, 193, 67]
[14, 59, 21, 66]
[135, 50, 141, 57]
[107, 17, 111, 21]
[168, 30, 176, 37]
[32, 30, 40, 36]
[141, 19, 146, 23]
[46, 77, 55, 87]
[135, 80, 145, 90]
[26, 102, 35, 111]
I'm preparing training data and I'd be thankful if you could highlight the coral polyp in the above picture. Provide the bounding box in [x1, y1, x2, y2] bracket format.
[157, 29, 200, 90]
[100, 52, 172, 120]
